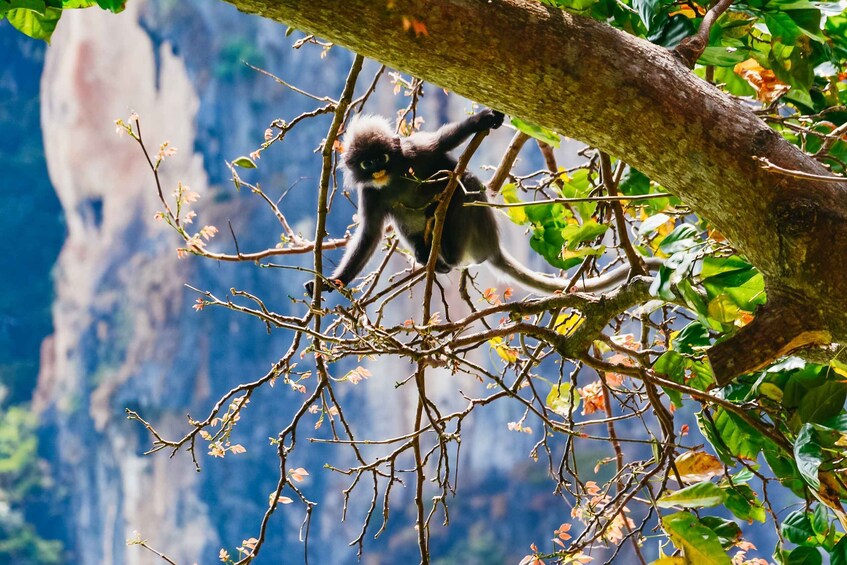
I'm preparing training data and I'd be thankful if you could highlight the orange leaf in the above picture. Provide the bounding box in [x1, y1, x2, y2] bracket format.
[734, 58, 790, 103]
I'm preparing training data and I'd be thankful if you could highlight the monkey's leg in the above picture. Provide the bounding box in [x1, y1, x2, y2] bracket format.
[409, 233, 451, 273]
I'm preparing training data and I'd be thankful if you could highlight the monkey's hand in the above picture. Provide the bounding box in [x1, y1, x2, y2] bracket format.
[304, 278, 345, 296]
[477, 109, 505, 131]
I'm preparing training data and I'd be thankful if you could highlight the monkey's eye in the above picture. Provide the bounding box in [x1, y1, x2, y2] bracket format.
[359, 154, 390, 171]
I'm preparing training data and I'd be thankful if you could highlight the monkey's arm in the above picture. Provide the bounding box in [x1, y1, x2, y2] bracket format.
[329, 188, 388, 287]
[420, 109, 504, 153]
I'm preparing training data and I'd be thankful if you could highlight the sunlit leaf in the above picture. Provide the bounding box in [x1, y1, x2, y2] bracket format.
[661, 511, 732, 564]
[546, 383, 581, 416]
[510, 117, 560, 147]
[657, 481, 727, 508]
[554, 312, 584, 336]
[489, 337, 518, 364]
[674, 451, 725, 483]
[6, 6, 61, 41]
[232, 156, 257, 169]
[723, 483, 766, 523]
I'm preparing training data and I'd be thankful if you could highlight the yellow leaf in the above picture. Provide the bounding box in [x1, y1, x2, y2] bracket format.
[668, 2, 706, 17]
[554, 312, 584, 336]
[546, 383, 581, 416]
[489, 337, 518, 363]
[831, 359, 847, 379]
[707, 294, 741, 324]
[674, 451, 724, 483]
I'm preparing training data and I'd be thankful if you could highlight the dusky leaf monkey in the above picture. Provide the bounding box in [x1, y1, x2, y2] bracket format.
[305, 109, 659, 295]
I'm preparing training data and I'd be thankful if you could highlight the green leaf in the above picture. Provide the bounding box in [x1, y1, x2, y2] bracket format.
[764, 445, 806, 496]
[781, 510, 817, 546]
[700, 255, 753, 279]
[723, 483, 766, 523]
[62, 0, 100, 7]
[787, 9, 825, 43]
[619, 168, 651, 195]
[638, 212, 671, 236]
[793, 423, 841, 490]
[710, 408, 765, 460]
[658, 223, 699, 254]
[673, 321, 711, 354]
[661, 511, 732, 564]
[699, 517, 743, 548]
[510, 118, 560, 148]
[795, 430, 822, 489]
[811, 504, 829, 536]
[500, 183, 529, 224]
[698, 46, 752, 67]
[785, 546, 822, 565]
[765, 12, 803, 44]
[782, 363, 826, 407]
[561, 219, 608, 248]
[232, 156, 257, 169]
[94, 0, 125, 12]
[541, 0, 598, 10]
[657, 481, 727, 508]
[10, 0, 45, 11]
[650, 14, 694, 48]
[654, 350, 685, 407]
[6, 6, 60, 40]
[798, 381, 847, 424]
[633, 0, 661, 33]
[830, 535, 847, 565]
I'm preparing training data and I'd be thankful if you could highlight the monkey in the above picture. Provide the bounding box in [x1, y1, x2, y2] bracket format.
[305, 109, 661, 296]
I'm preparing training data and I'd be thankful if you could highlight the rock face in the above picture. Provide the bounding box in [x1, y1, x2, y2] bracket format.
[34, 1, 552, 563]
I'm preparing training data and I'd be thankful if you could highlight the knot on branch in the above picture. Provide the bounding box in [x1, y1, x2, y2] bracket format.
[672, 36, 706, 69]
[774, 197, 818, 237]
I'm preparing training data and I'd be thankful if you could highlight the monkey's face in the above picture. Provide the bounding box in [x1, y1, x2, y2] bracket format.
[343, 126, 400, 188]
[356, 152, 393, 187]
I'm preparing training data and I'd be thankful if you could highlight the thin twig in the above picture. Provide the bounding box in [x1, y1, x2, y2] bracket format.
[464, 192, 672, 208]
[487, 130, 530, 193]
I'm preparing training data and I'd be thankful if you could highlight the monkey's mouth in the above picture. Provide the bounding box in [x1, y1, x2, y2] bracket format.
[371, 170, 389, 185]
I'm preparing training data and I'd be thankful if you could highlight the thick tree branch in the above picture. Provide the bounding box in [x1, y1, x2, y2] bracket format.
[226, 0, 847, 380]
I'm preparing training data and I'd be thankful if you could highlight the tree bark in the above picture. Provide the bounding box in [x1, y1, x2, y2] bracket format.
[225, 0, 847, 383]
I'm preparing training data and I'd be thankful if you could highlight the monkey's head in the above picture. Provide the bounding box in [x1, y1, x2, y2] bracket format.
[342, 115, 402, 188]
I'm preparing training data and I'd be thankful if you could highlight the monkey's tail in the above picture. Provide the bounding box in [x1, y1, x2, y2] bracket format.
[489, 251, 663, 294]
[489, 250, 570, 293]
